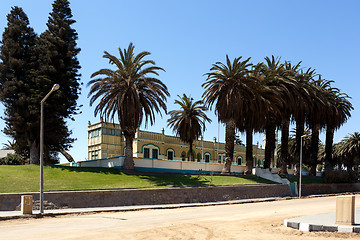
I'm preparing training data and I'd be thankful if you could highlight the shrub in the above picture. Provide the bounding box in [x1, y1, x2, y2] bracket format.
[323, 170, 358, 183]
[0, 153, 25, 165]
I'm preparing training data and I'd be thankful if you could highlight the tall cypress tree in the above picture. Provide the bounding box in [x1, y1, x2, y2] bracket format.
[0, 6, 38, 162]
[0, 0, 81, 164]
[34, 0, 82, 163]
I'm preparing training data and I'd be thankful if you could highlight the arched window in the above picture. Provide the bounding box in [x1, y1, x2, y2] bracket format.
[181, 151, 186, 161]
[204, 153, 211, 163]
[218, 153, 225, 163]
[197, 153, 201, 162]
[142, 144, 160, 159]
[166, 148, 175, 160]
[237, 156, 243, 165]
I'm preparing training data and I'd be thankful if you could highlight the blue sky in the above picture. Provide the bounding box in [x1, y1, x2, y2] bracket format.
[0, 0, 359, 163]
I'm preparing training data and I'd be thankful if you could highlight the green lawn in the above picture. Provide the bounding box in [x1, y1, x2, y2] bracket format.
[0, 165, 275, 193]
[284, 175, 324, 184]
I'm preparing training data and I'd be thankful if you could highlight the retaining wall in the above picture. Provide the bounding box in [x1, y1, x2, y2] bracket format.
[1, 183, 359, 211]
[0, 184, 290, 211]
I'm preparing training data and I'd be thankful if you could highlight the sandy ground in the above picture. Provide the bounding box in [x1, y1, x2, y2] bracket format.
[1, 195, 360, 240]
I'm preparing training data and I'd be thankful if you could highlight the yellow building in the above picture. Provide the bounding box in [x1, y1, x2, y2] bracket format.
[88, 121, 265, 167]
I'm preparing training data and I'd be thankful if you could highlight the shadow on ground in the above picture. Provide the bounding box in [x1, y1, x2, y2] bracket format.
[139, 174, 211, 187]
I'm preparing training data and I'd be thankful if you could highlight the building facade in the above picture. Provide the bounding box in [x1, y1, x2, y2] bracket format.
[88, 121, 265, 167]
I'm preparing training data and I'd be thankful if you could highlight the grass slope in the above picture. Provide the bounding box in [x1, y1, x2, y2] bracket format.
[0, 165, 275, 193]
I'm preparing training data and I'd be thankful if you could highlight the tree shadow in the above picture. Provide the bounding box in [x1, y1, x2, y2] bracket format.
[48, 164, 124, 175]
[139, 174, 210, 187]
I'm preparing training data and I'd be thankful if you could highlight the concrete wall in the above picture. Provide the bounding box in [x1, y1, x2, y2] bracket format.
[2, 183, 360, 211]
[78, 156, 247, 174]
[77, 157, 125, 168]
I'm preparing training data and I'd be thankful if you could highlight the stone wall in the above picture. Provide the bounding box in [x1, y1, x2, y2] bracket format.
[0, 184, 290, 211]
[301, 183, 360, 196]
[1, 183, 359, 211]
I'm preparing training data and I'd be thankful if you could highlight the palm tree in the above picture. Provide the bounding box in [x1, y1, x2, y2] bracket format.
[278, 61, 302, 175]
[203, 55, 253, 173]
[167, 94, 211, 161]
[88, 43, 169, 170]
[323, 89, 353, 171]
[336, 132, 360, 173]
[293, 68, 317, 170]
[259, 56, 297, 169]
[307, 77, 332, 175]
[237, 63, 267, 174]
[2, 140, 15, 150]
[283, 128, 312, 174]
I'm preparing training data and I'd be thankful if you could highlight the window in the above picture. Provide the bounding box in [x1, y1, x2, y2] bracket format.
[91, 150, 98, 160]
[109, 129, 115, 135]
[218, 155, 222, 163]
[237, 157, 242, 165]
[167, 151, 173, 160]
[152, 149, 158, 159]
[144, 148, 150, 158]
[88, 129, 100, 139]
[181, 152, 186, 161]
[197, 153, 201, 162]
[205, 154, 210, 163]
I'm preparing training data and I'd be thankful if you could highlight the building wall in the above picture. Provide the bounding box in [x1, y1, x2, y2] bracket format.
[88, 122, 265, 167]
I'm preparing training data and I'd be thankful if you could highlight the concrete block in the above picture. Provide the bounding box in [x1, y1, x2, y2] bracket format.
[299, 223, 310, 232]
[335, 195, 355, 225]
[309, 224, 323, 231]
[338, 226, 354, 233]
[322, 225, 338, 232]
[287, 221, 299, 229]
[283, 219, 288, 226]
[21, 195, 33, 215]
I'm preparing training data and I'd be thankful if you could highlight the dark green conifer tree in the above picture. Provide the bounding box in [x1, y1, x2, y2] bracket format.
[0, 6, 38, 163]
[33, 0, 82, 163]
[0, 1, 81, 164]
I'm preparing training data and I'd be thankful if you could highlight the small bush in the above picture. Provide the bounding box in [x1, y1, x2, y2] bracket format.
[323, 170, 358, 183]
[0, 153, 25, 165]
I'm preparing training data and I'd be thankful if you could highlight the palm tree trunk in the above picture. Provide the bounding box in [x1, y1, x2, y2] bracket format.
[123, 130, 135, 170]
[279, 118, 290, 175]
[295, 119, 304, 166]
[324, 126, 334, 172]
[264, 119, 276, 169]
[29, 140, 39, 164]
[189, 141, 194, 162]
[244, 127, 253, 175]
[309, 124, 320, 176]
[353, 156, 359, 175]
[222, 120, 235, 174]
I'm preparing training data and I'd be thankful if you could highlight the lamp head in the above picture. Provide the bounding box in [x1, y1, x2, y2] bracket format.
[52, 84, 60, 92]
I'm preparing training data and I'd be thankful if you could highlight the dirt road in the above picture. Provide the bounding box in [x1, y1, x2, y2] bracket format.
[1, 195, 360, 239]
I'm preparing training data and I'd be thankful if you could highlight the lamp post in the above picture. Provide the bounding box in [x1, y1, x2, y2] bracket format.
[299, 134, 307, 199]
[40, 84, 60, 214]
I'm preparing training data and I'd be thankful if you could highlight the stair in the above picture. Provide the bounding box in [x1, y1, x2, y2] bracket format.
[252, 168, 290, 185]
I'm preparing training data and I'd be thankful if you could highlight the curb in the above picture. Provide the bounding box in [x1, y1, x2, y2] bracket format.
[1, 193, 359, 222]
[284, 219, 360, 233]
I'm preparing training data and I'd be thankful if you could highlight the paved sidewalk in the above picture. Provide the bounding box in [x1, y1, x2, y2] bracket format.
[284, 208, 360, 233]
[0, 196, 288, 220]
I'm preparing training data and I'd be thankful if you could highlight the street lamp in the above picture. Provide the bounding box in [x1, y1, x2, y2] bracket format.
[40, 84, 60, 213]
[299, 134, 307, 199]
